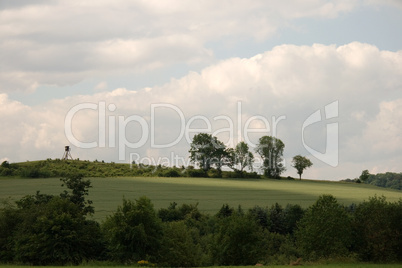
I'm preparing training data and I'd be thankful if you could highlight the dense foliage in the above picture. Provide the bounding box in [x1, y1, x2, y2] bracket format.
[364, 172, 402, 190]
[255, 136, 286, 178]
[342, 170, 402, 190]
[291, 155, 313, 180]
[0, 173, 401, 266]
[0, 174, 103, 265]
[0, 159, 260, 179]
[295, 195, 352, 259]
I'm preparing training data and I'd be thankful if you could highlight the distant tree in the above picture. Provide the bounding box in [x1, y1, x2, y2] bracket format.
[189, 133, 227, 173]
[255, 136, 285, 178]
[291, 155, 313, 180]
[226, 141, 254, 172]
[359, 170, 370, 182]
[1, 161, 10, 168]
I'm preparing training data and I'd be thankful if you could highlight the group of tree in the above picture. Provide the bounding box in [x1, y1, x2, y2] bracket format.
[342, 170, 402, 190]
[1, 175, 401, 266]
[358, 170, 402, 190]
[189, 133, 313, 179]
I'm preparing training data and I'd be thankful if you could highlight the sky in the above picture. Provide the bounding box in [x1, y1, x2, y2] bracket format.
[1, 0, 402, 180]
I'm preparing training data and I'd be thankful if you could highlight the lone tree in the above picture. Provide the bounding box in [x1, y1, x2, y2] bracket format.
[189, 133, 227, 172]
[226, 141, 254, 172]
[292, 155, 313, 180]
[256, 136, 285, 178]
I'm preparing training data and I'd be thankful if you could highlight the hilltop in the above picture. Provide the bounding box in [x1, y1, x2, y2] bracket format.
[0, 158, 258, 179]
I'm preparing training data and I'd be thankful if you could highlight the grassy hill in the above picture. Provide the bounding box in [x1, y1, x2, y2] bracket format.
[0, 176, 400, 221]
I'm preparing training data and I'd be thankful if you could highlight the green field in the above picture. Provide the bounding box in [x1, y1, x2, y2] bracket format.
[0, 176, 401, 221]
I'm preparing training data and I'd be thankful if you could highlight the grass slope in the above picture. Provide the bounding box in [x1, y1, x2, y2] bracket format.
[0, 176, 401, 221]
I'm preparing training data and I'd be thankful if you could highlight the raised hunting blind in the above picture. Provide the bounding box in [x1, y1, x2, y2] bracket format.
[62, 145, 73, 160]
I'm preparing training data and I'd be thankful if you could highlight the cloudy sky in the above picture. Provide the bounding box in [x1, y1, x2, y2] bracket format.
[1, 0, 402, 180]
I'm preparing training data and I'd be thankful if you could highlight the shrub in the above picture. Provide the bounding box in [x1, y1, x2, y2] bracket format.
[186, 168, 206, 177]
[12, 196, 102, 265]
[158, 221, 203, 267]
[352, 196, 402, 262]
[295, 195, 352, 260]
[207, 169, 222, 178]
[248, 205, 270, 230]
[102, 197, 163, 262]
[159, 168, 181, 177]
[283, 204, 305, 235]
[0, 202, 20, 262]
[211, 212, 265, 265]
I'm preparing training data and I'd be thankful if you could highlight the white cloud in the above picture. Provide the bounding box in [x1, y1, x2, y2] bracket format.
[0, 42, 401, 180]
[363, 99, 402, 153]
[0, 0, 365, 92]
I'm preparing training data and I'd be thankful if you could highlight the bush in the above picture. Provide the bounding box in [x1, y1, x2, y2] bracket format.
[295, 195, 352, 260]
[186, 168, 206, 177]
[102, 197, 163, 262]
[159, 168, 181, 177]
[207, 169, 222, 178]
[211, 212, 265, 265]
[0, 167, 14, 176]
[269, 203, 286, 234]
[11, 196, 102, 265]
[352, 196, 402, 262]
[260, 232, 300, 265]
[158, 221, 203, 267]
[0, 202, 20, 262]
[158, 202, 202, 222]
[283, 204, 305, 234]
[248, 205, 270, 230]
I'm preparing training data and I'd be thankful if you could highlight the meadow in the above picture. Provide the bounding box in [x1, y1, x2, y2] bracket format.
[1, 176, 401, 221]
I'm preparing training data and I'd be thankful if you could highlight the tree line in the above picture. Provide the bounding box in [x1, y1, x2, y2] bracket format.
[0, 174, 401, 266]
[342, 170, 402, 190]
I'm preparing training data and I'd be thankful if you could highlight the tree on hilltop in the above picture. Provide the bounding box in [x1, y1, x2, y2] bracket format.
[189, 133, 227, 172]
[292, 155, 313, 180]
[255, 136, 285, 178]
[226, 141, 254, 172]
